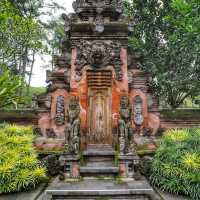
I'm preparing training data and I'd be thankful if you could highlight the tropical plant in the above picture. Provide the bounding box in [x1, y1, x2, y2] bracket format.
[0, 124, 46, 193]
[0, 0, 65, 97]
[0, 67, 23, 109]
[124, 0, 200, 108]
[150, 128, 200, 199]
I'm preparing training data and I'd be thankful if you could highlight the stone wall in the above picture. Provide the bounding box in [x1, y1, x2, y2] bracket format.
[160, 109, 200, 129]
[1, 109, 200, 130]
[0, 110, 38, 125]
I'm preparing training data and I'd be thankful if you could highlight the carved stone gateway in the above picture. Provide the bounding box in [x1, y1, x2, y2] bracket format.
[35, 0, 160, 186]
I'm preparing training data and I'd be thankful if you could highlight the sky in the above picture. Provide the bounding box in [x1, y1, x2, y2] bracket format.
[31, 0, 74, 87]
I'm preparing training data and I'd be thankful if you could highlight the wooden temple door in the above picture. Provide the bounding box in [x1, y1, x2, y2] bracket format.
[87, 70, 112, 147]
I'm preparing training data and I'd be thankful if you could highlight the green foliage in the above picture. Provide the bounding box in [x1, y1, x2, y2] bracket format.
[125, 0, 200, 108]
[0, 0, 43, 70]
[160, 109, 200, 119]
[150, 128, 200, 199]
[21, 86, 46, 107]
[0, 124, 46, 193]
[0, 67, 24, 109]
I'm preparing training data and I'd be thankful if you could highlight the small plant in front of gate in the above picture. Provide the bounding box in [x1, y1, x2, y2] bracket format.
[150, 128, 200, 199]
[0, 124, 47, 193]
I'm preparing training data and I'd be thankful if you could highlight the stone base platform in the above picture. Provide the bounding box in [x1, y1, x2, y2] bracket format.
[42, 178, 161, 200]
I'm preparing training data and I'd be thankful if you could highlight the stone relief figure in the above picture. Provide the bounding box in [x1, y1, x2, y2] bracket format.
[55, 96, 65, 126]
[134, 96, 144, 126]
[65, 96, 81, 155]
[118, 96, 133, 154]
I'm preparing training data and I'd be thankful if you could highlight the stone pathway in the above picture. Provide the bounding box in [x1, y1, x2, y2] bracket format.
[0, 182, 190, 200]
[156, 189, 189, 200]
[40, 177, 161, 200]
[0, 184, 46, 200]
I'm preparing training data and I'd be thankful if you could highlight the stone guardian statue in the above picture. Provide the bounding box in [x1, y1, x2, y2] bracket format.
[65, 96, 81, 155]
[118, 95, 133, 154]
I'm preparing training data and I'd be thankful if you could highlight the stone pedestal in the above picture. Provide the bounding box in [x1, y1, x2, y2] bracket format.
[119, 154, 140, 178]
[59, 155, 80, 178]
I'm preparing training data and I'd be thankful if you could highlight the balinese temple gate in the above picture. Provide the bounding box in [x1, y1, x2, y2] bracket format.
[35, 0, 160, 179]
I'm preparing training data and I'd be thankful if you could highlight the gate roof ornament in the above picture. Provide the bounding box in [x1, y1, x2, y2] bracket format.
[61, 0, 134, 82]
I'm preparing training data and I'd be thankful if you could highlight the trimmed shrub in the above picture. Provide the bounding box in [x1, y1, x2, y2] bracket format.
[0, 124, 46, 193]
[150, 128, 200, 199]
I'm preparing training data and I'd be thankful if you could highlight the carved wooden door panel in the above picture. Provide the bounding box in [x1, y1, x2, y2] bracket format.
[87, 70, 112, 146]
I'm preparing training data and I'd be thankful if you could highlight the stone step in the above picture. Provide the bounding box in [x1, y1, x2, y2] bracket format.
[83, 148, 116, 163]
[83, 149, 115, 157]
[80, 165, 119, 177]
[43, 179, 161, 200]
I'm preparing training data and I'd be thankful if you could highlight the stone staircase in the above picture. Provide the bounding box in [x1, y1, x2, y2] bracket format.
[80, 145, 119, 177]
[42, 146, 161, 200]
[42, 178, 161, 200]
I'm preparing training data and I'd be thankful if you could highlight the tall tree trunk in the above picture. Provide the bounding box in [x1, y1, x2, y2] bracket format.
[26, 50, 36, 96]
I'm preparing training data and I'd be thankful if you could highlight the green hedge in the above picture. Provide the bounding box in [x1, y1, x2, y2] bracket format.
[150, 128, 200, 199]
[0, 124, 46, 193]
[160, 109, 200, 119]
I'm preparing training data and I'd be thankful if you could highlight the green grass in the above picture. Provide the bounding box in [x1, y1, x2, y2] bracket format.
[150, 128, 200, 199]
[0, 124, 47, 193]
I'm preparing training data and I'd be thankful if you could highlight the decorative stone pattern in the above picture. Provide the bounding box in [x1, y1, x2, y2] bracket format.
[72, 0, 123, 22]
[74, 40, 123, 81]
[55, 95, 65, 126]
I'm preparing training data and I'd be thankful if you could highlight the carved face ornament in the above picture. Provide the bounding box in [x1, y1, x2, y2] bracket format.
[91, 44, 105, 68]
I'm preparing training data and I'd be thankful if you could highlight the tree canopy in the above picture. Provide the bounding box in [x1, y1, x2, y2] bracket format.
[0, 0, 65, 108]
[125, 0, 200, 108]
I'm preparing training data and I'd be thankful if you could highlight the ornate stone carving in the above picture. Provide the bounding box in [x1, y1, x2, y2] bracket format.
[55, 96, 65, 126]
[118, 96, 133, 154]
[53, 55, 71, 69]
[74, 40, 123, 81]
[72, 0, 123, 16]
[65, 96, 81, 155]
[46, 128, 57, 138]
[95, 13, 104, 33]
[134, 96, 144, 126]
[46, 70, 70, 92]
[37, 93, 52, 110]
[44, 155, 61, 176]
[33, 127, 43, 137]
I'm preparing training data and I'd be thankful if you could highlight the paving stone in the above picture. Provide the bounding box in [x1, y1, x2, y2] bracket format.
[42, 178, 161, 200]
[0, 184, 46, 200]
